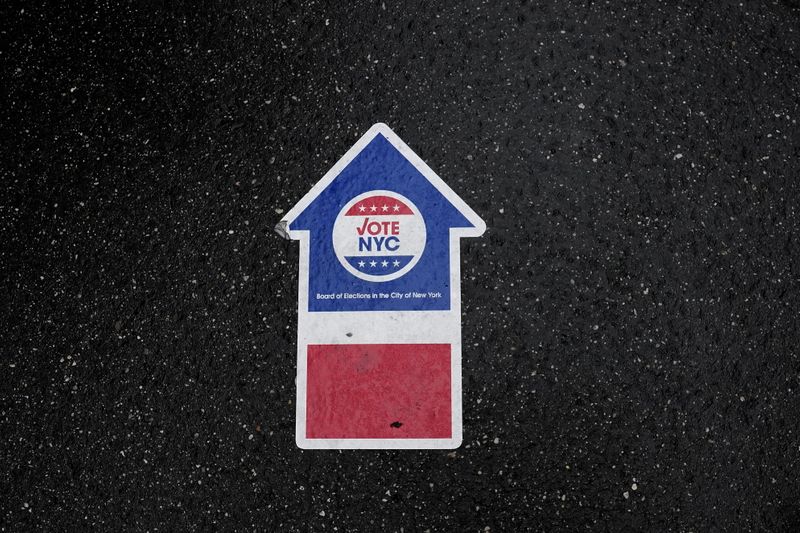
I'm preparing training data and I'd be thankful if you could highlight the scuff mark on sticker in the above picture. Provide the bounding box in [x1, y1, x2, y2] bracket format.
[274, 220, 290, 240]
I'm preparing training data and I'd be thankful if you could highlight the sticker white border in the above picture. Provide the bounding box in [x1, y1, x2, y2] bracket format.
[280, 123, 486, 450]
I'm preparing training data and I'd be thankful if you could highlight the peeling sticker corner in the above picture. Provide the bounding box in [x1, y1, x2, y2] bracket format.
[274, 220, 291, 240]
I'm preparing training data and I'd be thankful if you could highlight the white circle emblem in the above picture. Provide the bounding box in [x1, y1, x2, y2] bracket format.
[332, 190, 426, 282]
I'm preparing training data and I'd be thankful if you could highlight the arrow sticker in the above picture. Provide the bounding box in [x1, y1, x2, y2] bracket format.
[278, 123, 485, 449]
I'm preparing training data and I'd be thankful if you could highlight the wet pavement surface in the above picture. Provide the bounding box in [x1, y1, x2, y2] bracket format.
[3, 1, 800, 530]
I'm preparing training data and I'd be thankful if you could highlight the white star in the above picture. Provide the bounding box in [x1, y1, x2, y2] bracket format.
[392, 204, 400, 212]
[358, 260, 365, 267]
[369, 205, 377, 212]
[381, 205, 389, 212]
[358, 205, 366, 212]
[392, 260, 400, 267]
[369, 260, 377, 267]
[381, 260, 388, 267]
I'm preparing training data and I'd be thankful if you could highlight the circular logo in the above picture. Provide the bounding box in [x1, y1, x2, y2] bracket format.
[332, 190, 426, 282]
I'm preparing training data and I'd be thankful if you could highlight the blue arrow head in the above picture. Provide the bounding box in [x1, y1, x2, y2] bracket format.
[281, 124, 485, 312]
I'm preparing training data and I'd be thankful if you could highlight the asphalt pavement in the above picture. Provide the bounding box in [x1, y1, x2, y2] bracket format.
[2, 1, 800, 531]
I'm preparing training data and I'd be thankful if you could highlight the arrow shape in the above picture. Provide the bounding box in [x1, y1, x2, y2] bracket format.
[278, 123, 485, 449]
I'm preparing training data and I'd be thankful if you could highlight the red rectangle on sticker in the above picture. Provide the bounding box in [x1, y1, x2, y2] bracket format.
[306, 344, 451, 439]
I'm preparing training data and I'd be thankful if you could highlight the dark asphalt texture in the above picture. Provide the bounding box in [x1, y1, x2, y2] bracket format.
[3, 1, 800, 531]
